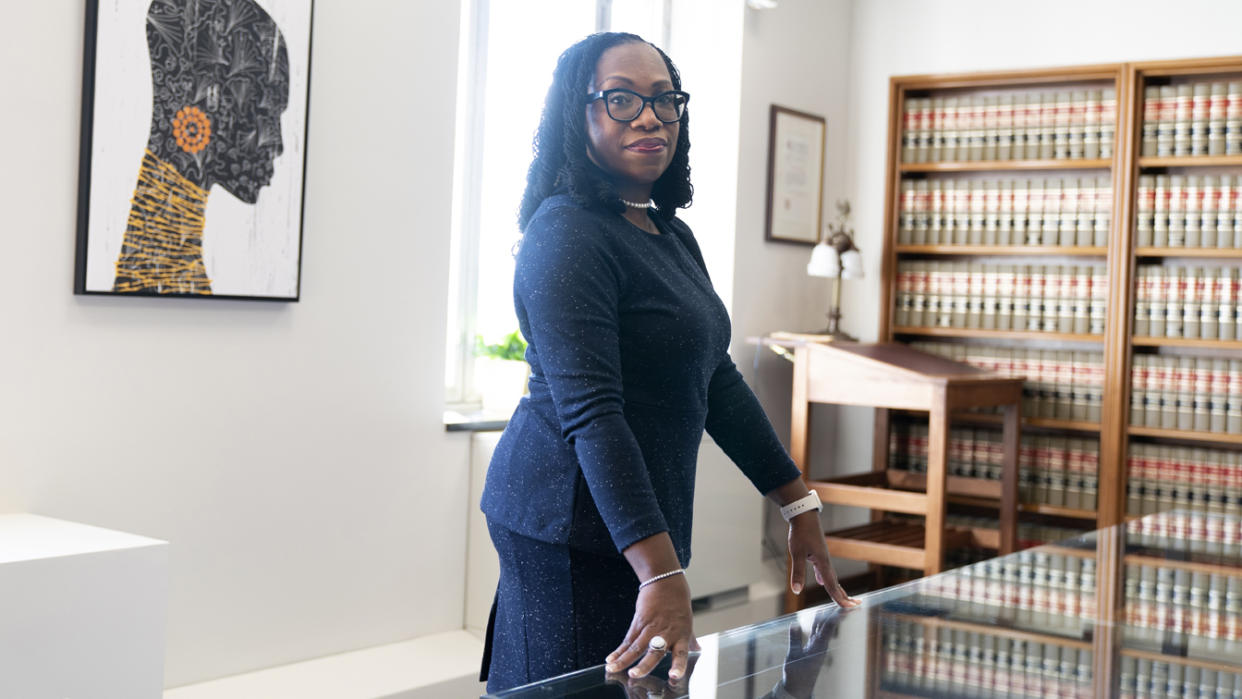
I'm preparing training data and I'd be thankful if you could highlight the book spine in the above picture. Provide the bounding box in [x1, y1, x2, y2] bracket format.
[1142, 85, 1159, 157]
[1168, 266, 1187, 338]
[1099, 88, 1116, 159]
[1059, 178, 1078, 246]
[1174, 83, 1193, 156]
[1178, 356, 1195, 430]
[1053, 91, 1071, 160]
[1184, 265, 1202, 339]
[1074, 265, 1091, 335]
[1218, 174, 1234, 248]
[1202, 175, 1219, 248]
[1195, 357, 1212, 432]
[1136, 175, 1155, 247]
[1157, 86, 1177, 157]
[983, 94, 999, 161]
[982, 265, 999, 330]
[929, 97, 944, 162]
[969, 95, 985, 161]
[1042, 177, 1062, 248]
[913, 180, 930, 245]
[1057, 265, 1075, 333]
[1192, 82, 1211, 156]
[984, 179, 1001, 246]
[1134, 266, 1151, 337]
[1169, 175, 1187, 248]
[997, 179, 1014, 246]
[1094, 175, 1111, 247]
[1211, 358, 1229, 433]
[1160, 358, 1178, 429]
[1186, 175, 1203, 248]
[1229, 359, 1242, 434]
[969, 181, 986, 245]
[1219, 267, 1236, 340]
[998, 93, 1015, 161]
[1148, 265, 1166, 337]
[1209, 82, 1228, 156]
[997, 265, 1015, 331]
[1038, 92, 1056, 160]
[918, 97, 934, 163]
[1154, 175, 1170, 247]
[899, 180, 916, 244]
[1227, 82, 1242, 155]
[1076, 176, 1093, 247]
[1090, 267, 1107, 336]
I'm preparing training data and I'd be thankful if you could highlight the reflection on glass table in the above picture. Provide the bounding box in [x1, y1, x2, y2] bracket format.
[485, 511, 1242, 698]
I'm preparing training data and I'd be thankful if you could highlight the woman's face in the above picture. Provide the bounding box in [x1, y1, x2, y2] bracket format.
[585, 42, 680, 200]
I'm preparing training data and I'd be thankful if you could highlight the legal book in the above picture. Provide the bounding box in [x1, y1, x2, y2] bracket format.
[1142, 85, 1159, 156]
[1209, 82, 1227, 155]
[1174, 83, 1193, 156]
[1227, 82, 1242, 155]
[1192, 82, 1211, 156]
[1157, 85, 1176, 156]
[1099, 88, 1116, 158]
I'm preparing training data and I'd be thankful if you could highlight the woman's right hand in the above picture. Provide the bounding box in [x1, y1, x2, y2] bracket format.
[605, 573, 697, 681]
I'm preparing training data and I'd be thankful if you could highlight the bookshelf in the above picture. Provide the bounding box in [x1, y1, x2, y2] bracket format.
[877, 55, 1242, 698]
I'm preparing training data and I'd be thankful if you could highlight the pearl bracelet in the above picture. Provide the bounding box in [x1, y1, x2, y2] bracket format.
[638, 568, 686, 590]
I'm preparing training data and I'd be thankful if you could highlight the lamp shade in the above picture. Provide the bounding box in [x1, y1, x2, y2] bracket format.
[840, 249, 865, 279]
[806, 242, 839, 278]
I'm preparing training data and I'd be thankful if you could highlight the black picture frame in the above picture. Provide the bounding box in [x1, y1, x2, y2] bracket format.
[74, 0, 314, 301]
[764, 104, 826, 246]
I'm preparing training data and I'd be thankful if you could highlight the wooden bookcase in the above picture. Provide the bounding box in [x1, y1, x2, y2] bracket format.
[879, 56, 1242, 534]
[875, 55, 1242, 698]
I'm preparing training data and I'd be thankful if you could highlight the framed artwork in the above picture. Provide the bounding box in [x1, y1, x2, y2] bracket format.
[74, 0, 314, 301]
[764, 105, 826, 245]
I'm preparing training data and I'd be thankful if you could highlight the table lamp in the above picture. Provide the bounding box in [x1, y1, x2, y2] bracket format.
[805, 200, 863, 342]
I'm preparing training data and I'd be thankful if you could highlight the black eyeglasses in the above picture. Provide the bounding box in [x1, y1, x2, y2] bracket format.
[585, 88, 690, 123]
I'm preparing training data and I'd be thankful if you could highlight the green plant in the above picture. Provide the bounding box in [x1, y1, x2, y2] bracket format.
[475, 330, 528, 362]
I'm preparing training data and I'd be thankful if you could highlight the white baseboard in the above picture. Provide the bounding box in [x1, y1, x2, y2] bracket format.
[162, 631, 486, 699]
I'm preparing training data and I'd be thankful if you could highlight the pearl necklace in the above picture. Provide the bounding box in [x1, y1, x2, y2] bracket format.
[620, 198, 654, 209]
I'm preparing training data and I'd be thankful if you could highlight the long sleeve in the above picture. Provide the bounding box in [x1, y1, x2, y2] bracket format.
[704, 354, 804, 495]
[515, 208, 669, 553]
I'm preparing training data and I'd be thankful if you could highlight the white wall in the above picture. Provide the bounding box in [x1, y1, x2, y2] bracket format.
[838, 0, 1242, 478]
[0, 0, 470, 688]
[731, 0, 864, 552]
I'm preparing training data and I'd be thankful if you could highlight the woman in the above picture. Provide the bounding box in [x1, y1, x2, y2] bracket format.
[480, 32, 857, 693]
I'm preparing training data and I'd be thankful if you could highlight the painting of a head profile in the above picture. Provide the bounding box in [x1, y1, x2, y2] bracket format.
[75, 0, 313, 301]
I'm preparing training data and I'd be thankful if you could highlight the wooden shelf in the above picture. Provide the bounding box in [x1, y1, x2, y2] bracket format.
[1134, 247, 1242, 258]
[1127, 425, 1242, 447]
[896, 245, 1108, 256]
[1119, 647, 1242, 675]
[824, 520, 973, 571]
[899, 158, 1112, 173]
[948, 495, 1098, 521]
[893, 327, 1104, 343]
[1131, 336, 1242, 349]
[1138, 155, 1242, 168]
[1125, 553, 1242, 578]
[893, 407, 1101, 433]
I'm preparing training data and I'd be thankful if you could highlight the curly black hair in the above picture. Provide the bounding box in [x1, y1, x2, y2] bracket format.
[518, 32, 692, 232]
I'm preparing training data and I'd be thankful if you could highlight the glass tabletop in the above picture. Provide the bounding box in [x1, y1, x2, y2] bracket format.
[484, 510, 1242, 698]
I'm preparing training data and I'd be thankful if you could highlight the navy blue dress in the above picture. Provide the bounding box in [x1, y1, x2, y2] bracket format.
[480, 195, 802, 690]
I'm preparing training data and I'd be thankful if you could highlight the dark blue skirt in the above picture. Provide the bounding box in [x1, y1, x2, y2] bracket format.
[482, 520, 638, 693]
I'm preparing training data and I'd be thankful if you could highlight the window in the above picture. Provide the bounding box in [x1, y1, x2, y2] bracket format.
[446, 0, 671, 407]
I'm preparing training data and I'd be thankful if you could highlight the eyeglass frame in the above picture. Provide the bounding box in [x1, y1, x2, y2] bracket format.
[584, 88, 691, 124]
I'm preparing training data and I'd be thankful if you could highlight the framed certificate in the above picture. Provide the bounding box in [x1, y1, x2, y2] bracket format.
[764, 105, 826, 245]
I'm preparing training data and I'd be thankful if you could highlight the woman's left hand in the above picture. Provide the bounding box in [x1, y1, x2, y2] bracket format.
[786, 512, 860, 609]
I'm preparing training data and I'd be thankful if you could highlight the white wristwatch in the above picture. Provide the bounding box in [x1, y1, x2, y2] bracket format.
[779, 490, 822, 522]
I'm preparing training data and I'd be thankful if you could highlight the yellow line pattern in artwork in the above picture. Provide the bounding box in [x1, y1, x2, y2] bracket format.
[113, 150, 213, 294]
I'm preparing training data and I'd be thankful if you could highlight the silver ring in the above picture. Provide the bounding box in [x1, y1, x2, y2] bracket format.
[648, 635, 667, 652]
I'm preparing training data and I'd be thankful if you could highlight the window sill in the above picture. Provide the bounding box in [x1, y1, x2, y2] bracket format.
[443, 408, 509, 432]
